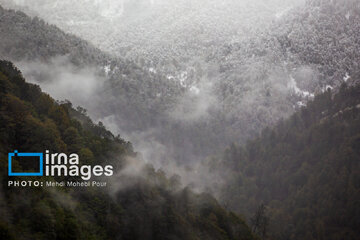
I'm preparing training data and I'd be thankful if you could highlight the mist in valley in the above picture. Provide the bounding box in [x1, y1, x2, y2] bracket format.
[2, 0, 359, 196]
[0, 0, 331, 191]
[1, 1, 360, 239]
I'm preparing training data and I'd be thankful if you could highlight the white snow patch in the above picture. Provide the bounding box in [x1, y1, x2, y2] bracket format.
[167, 72, 188, 87]
[297, 101, 306, 107]
[178, 71, 188, 87]
[322, 85, 333, 92]
[149, 67, 157, 74]
[343, 72, 350, 82]
[288, 76, 314, 98]
[104, 65, 111, 76]
[167, 75, 175, 80]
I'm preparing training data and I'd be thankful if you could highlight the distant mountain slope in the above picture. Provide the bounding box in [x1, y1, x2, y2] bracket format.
[1, 1, 359, 182]
[207, 81, 360, 239]
[218, 0, 360, 90]
[0, 6, 107, 65]
[204, 0, 360, 144]
[277, 0, 360, 87]
[0, 60, 255, 240]
[0, 5, 187, 165]
[0, 0, 303, 62]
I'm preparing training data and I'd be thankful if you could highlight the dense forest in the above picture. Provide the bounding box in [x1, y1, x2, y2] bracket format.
[1, 0, 359, 170]
[207, 81, 360, 239]
[0, 4, 183, 128]
[3, 0, 358, 166]
[0, 1, 359, 239]
[0, 60, 255, 240]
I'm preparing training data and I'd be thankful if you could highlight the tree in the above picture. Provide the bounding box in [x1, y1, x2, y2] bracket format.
[250, 204, 269, 240]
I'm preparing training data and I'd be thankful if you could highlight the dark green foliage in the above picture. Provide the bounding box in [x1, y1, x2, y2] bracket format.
[211, 83, 360, 239]
[0, 61, 254, 240]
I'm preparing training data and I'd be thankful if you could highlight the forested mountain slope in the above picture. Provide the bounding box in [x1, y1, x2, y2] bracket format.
[0, 5, 188, 166]
[0, 60, 255, 240]
[207, 81, 360, 240]
[0, 4, 182, 120]
[209, 0, 360, 143]
[1, 1, 359, 186]
[0, 0, 303, 64]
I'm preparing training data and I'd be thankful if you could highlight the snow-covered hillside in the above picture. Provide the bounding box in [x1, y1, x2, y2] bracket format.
[1, 0, 359, 174]
[1, 0, 303, 63]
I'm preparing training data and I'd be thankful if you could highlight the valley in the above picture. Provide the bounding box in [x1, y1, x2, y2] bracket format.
[0, 0, 359, 239]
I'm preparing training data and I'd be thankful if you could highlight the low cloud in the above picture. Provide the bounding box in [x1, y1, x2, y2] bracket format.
[16, 55, 105, 120]
[168, 80, 218, 122]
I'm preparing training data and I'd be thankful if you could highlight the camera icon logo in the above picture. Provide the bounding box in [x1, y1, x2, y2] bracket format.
[8, 150, 43, 176]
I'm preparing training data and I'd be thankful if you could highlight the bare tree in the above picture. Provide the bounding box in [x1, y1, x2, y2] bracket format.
[250, 204, 269, 239]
